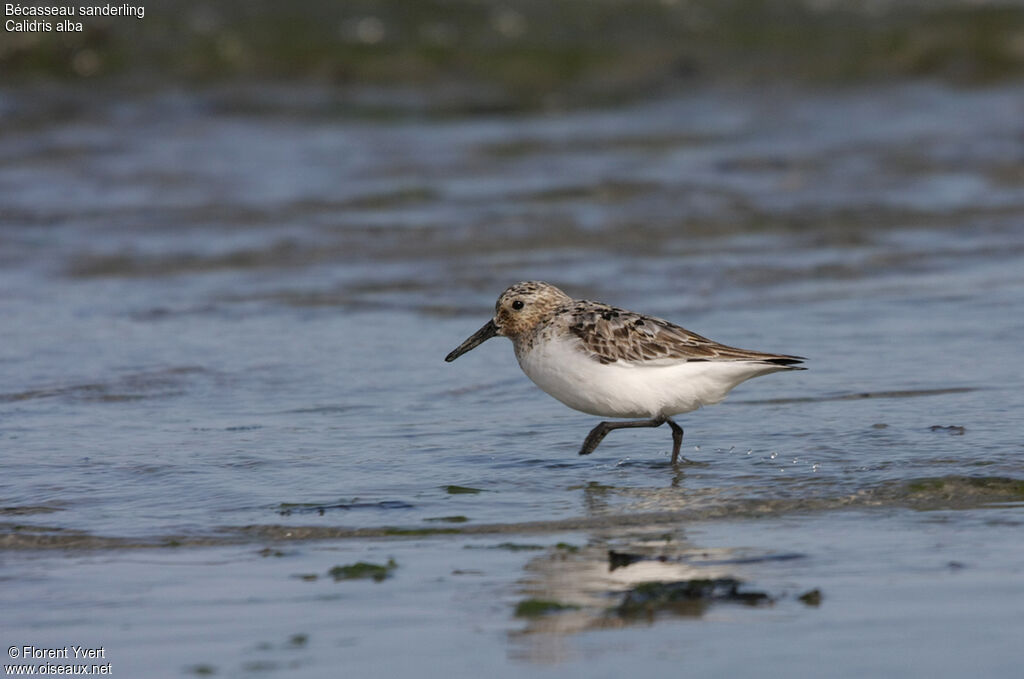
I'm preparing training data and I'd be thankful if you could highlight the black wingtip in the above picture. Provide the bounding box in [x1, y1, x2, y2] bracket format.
[766, 356, 806, 368]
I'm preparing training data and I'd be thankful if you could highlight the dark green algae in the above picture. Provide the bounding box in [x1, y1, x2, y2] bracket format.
[901, 476, 1024, 505]
[444, 485, 484, 495]
[515, 578, 810, 621]
[328, 558, 397, 582]
[3, 475, 1022, 550]
[515, 599, 581, 617]
[615, 578, 772, 618]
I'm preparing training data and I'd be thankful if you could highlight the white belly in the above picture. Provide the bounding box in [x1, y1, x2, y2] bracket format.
[515, 335, 784, 419]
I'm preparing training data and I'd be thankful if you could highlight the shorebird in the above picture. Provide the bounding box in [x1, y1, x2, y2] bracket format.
[445, 281, 804, 463]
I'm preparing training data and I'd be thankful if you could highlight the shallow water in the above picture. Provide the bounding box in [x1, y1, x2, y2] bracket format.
[2, 81, 1024, 677]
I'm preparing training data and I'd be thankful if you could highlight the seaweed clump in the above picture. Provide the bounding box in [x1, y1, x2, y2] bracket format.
[515, 599, 580, 617]
[616, 578, 772, 618]
[328, 558, 397, 582]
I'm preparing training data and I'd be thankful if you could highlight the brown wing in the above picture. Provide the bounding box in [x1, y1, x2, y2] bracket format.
[562, 302, 804, 367]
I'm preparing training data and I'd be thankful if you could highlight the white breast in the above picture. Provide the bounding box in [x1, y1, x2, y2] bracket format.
[515, 334, 785, 419]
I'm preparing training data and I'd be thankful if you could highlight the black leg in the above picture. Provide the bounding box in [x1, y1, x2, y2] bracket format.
[579, 416, 667, 456]
[666, 418, 685, 464]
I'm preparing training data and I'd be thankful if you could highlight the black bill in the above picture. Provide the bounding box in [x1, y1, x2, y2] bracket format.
[444, 319, 499, 362]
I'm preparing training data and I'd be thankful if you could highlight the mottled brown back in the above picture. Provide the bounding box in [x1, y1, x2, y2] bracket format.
[556, 301, 803, 367]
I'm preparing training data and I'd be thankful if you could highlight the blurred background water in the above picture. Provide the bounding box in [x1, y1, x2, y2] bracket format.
[3, 1, 1024, 677]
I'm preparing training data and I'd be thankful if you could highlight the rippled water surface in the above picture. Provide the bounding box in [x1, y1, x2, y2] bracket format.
[3, 81, 1024, 677]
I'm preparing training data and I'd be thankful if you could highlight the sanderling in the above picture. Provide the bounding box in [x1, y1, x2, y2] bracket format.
[445, 281, 805, 463]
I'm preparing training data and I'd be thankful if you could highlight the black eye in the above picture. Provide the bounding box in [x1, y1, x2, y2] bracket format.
[511, 300, 524, 310]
